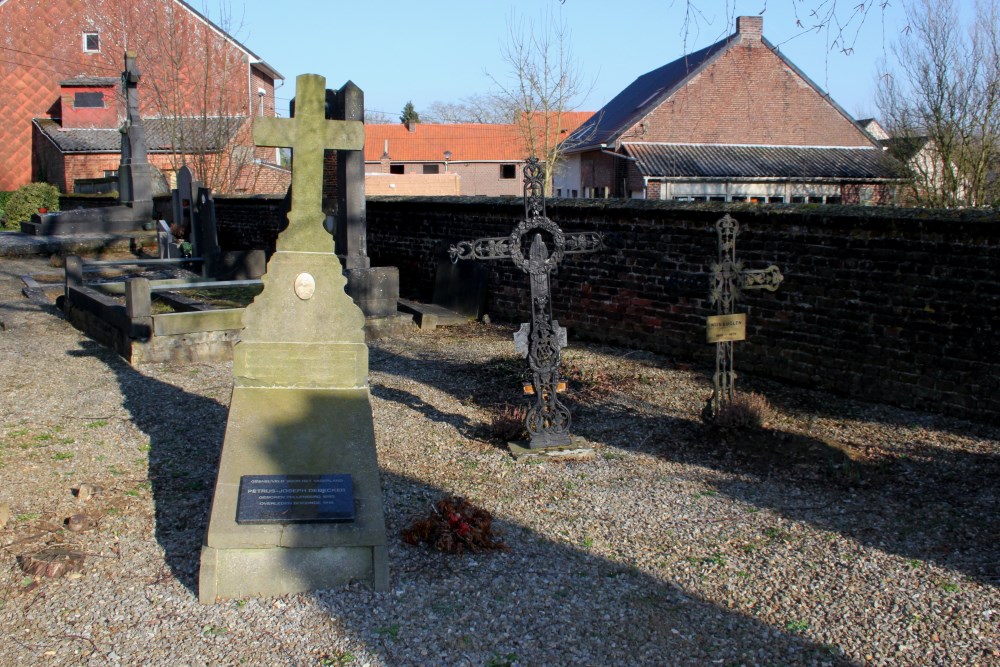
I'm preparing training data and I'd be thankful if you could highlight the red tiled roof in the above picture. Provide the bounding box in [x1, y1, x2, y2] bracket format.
[364, 111, 593, 162]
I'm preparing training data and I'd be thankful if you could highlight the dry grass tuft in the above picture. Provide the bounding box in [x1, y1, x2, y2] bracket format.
[707, 391, 775, 430]
[489, 403, 528, 442]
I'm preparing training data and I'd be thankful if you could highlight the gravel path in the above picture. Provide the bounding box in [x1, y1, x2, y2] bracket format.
[0, 255, 997, 667]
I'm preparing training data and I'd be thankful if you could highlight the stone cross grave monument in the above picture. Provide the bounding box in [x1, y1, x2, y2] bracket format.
[117, 52, 155, 214]
[22, 52, 155, 236]
[449, 158, 603, 450]
[199, 74, 388, 603]
[706, 214, 784, 418]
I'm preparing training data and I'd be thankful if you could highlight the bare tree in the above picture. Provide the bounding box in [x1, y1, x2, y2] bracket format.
[488, 8, 592, 188]
[425, 94, 512, 124]
[100, 0, 269, 194]
[364, 109, 393, 124]
[876, 0, 1000, 206]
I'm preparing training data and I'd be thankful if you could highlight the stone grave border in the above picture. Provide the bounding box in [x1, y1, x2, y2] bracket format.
[61, 254, 264, 364]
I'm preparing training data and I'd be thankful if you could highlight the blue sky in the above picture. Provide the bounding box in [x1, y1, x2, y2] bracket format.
[224, 0, 945, 123]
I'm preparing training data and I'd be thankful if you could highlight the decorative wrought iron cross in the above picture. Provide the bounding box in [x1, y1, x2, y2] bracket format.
[708, 214, 783, 417]
[449, 158, 603, 449]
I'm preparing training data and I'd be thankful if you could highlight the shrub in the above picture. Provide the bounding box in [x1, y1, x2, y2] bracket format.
[706, 391, 774, 430]
[3, 183, 60, 228]
[0, 191, 12, 224]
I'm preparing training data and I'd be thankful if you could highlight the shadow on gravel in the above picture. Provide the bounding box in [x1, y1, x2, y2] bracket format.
[69, 340, 226, 595]
[68, 338, 860, 666]
[313, 468, 860, 667]
[371, 338, 1000, 588]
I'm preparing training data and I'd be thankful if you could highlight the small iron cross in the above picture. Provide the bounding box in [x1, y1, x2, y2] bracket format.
[449, 158, 603, 449]
[708, 214, 783, 418]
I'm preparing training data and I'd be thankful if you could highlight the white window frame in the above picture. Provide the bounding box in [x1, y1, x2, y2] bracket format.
[83, 32, 100, 53]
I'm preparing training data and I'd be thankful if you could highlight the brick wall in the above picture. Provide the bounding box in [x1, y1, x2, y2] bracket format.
[626, 31, 872, 147]
[366, 173, 461, 196]
[0, 0, 273, 192]
[209, 195, 1000, 424]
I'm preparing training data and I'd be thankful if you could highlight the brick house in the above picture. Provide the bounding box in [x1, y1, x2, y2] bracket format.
[0, 0, 290, 195]
[556, 16, 903, 204]
[364, 113, 593, 196]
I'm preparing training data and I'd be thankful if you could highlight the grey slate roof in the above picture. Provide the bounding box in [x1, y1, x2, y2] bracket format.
[565, 37, 733, 152]
[34, 117, 245, 153]
[624, 143, 905, 181]
[564, 26, 868, 155]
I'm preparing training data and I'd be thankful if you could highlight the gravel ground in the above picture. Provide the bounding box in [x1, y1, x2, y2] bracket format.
[0, 254, 997, 667]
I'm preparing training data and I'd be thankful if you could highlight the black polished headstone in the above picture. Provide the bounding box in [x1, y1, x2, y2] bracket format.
[236, 474, 354, 524]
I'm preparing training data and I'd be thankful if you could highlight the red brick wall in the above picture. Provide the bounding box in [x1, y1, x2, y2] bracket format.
[60, 85, 118, 129]
[626, 37, 873, 148]
[0, 0, 273, 192]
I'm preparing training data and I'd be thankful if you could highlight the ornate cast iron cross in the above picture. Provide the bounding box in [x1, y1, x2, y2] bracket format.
[449, 158, 603, 449]
[708, 214, 783, 417]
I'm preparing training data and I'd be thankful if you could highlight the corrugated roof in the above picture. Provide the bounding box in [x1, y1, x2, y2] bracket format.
[624, 143, 905, 180]
[34, 116, 244, 153]
[364, 112, 593, 162]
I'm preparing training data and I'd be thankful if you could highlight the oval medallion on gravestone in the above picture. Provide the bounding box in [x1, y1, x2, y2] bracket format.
[294, 273, 316, 300]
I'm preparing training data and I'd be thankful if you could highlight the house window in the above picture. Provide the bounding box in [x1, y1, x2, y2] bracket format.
[83, 32, 100, 53]
[74, 92, 104, 108]
[570, 189, 578, 198]
[104, 169, 118, 178]
[389, 164, 404, 174]
[808, 196, 824, 204]
[859, 186, 875, 206]
[768, 196, 784, 203]
[500, 164, 516, 179]
[730, 196, 746, 202]
[556, 188, 562, 197]
[709, 196, 726, 202]
[422, 164, 440, 174]
[791, 196, 806, 203]
[826, 196, 842, 205]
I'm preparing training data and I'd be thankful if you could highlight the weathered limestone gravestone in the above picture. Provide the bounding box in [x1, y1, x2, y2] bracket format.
[199, 74, 388, 603]
[450, 158, 603, 451]
[706, 214, 784, 417]
[23, 52, 156, 236]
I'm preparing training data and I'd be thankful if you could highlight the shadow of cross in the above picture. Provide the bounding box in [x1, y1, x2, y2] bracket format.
[449, 157, 603, 449]
[708, 213, 784, 417]
[253, 74, 364, 252]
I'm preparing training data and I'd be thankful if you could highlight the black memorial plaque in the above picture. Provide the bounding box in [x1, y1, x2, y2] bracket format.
[236, 474, 354, 524]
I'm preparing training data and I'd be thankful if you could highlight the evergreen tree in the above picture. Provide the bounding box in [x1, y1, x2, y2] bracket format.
[399, 101, 420, 125]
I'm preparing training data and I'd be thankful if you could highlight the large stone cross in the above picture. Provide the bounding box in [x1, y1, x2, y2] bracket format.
[254, 74, 364, 252]
[707, 214, 783, 417]
[118, 52, 152, 208]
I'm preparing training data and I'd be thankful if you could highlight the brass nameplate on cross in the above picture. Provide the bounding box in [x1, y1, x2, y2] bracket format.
[706, 313, 747, 343]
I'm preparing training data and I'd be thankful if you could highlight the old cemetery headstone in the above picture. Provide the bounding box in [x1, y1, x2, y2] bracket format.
[167, 165, 221, 276]
[449, 158, 603, 452]
[22, 52, 156, 236]
[706, 214, 784, 417]
[199, 74, 388, 603]
[322, 82, 402, 324]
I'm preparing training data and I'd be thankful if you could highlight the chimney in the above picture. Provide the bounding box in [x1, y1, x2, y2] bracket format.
[736, 16, 763, 43]
[405, 120, 417, 133]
